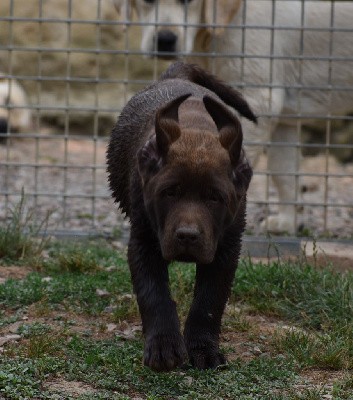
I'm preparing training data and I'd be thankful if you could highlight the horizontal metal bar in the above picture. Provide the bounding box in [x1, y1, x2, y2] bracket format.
[0, 162, 351, 180]
[243, 141, 353, 150]
[2, 133, 353, 151]
[247, 200, 353, 208]
[252, 171, 353, 178]
[0, 133, 109, 140]
[1, 16, 352, 33]
[2, 74, 353, 93]
[1, 78, 353, 95]
[0, 162, 106, 169]
[0, 192, 109, 199]
[2, 45, 353, 62]
[1, 107, 353, 123]
[0, 192, 351, 209]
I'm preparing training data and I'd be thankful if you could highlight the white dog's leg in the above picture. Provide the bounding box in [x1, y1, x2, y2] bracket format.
[262, 124, 300, 234]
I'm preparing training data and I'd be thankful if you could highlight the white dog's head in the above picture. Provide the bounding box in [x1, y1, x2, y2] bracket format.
[113, 0, 241, 58]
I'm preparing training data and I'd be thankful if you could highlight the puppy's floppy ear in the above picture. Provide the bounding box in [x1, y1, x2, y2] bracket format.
[204, 0, 242, 35]
[155, 93, 191, 156]
[203, 95, 243, 166]
[113, 0, 135, 29]
[204, 96, 252, 194]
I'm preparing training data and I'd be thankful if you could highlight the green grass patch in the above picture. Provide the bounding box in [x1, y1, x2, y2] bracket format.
[0, 267, 132, 315]
[0, 335, 297, 400]
[1, 233, 353, 399]
[274, 325, 353, 370]
[40, 240, 120, 274]
[234, 259, 353, 329]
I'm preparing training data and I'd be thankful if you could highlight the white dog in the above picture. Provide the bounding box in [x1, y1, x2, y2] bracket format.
[0, 73, 31, 140]
[113, 0, 353, 234]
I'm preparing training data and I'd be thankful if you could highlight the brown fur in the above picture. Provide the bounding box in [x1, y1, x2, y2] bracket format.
[107, 62, 255, 371]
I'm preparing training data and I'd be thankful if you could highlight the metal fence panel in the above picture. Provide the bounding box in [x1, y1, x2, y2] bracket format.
[0, 0, 352, 239]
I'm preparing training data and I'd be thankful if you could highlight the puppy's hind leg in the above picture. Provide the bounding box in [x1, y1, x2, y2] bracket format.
[262, 123, 301, 234]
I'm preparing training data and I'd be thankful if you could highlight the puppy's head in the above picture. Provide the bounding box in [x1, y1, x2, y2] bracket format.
[113, 0, 242, 58]
[137, 94, 252, 264]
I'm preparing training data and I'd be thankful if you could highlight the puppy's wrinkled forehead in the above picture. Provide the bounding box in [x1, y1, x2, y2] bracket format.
[165, 97, 232, 171]
[178, 97, 217, 132]
[168, 131, 231, 173]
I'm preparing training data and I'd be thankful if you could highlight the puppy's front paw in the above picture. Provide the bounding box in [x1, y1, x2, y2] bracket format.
[188, 347, 227, 370]
[144, 333, 187, 372]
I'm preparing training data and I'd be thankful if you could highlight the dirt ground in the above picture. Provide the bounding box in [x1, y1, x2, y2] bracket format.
[1, 135, 352, 239]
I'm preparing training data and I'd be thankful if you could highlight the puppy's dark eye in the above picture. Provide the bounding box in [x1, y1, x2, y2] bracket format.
[179, 0, 193, 3]
[143, 0, 155, 3]
[207, 190, 224, 204]
[161, 185, 181, 198]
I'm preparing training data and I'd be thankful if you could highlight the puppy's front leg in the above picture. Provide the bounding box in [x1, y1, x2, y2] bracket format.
[184, 248, 237, 369]
[128, 227, 187, 372]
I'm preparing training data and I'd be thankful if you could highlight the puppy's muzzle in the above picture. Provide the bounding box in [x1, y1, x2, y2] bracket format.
[154, 30, 178, 56]
[170, 224, 214, 264]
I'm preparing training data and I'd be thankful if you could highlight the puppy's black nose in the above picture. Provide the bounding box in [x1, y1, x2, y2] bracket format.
[156, 30, 177, 53]
[176, 227, 200, 244]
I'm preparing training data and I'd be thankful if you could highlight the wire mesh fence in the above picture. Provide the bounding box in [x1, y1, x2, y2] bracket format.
[0, 0, 352, 239]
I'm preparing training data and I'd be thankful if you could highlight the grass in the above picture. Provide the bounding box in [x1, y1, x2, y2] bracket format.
[0, 192, 51, 263]
[0, 219, 353, 398]
[234, 258, 353, 329]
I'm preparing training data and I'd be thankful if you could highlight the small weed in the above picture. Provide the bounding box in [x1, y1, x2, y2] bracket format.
[25, 334, 62, 359]
[169, 262, 195, 317]
[77, 213, 94, 220]
[273, 325, 353, 370]
[224, 306, 253, 333]
[113, 295, 139, 321]
[111, 226, 123, 240]
[32, 298, 52, 317]
[333, 375, 353, 399]
[17, 322, 52, 338]
[0, 191, 52, 262]
[45, 245, 100, 273]
[288, 387, 328, 400]
[40, 239, 122, 273]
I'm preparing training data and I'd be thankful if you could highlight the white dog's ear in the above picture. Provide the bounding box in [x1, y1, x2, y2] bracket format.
[204, 0, 241, 35]
[112, 0, 135, 24]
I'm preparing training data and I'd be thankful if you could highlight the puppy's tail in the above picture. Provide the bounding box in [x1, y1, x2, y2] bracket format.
[160, 61, 257, 124]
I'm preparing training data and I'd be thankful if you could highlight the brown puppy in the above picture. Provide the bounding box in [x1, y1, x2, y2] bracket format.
[107, 62, 256, 372]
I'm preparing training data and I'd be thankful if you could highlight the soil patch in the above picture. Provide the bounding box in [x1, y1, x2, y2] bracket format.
[43, 379, 97, 397]
[0, 265, 32, 281]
